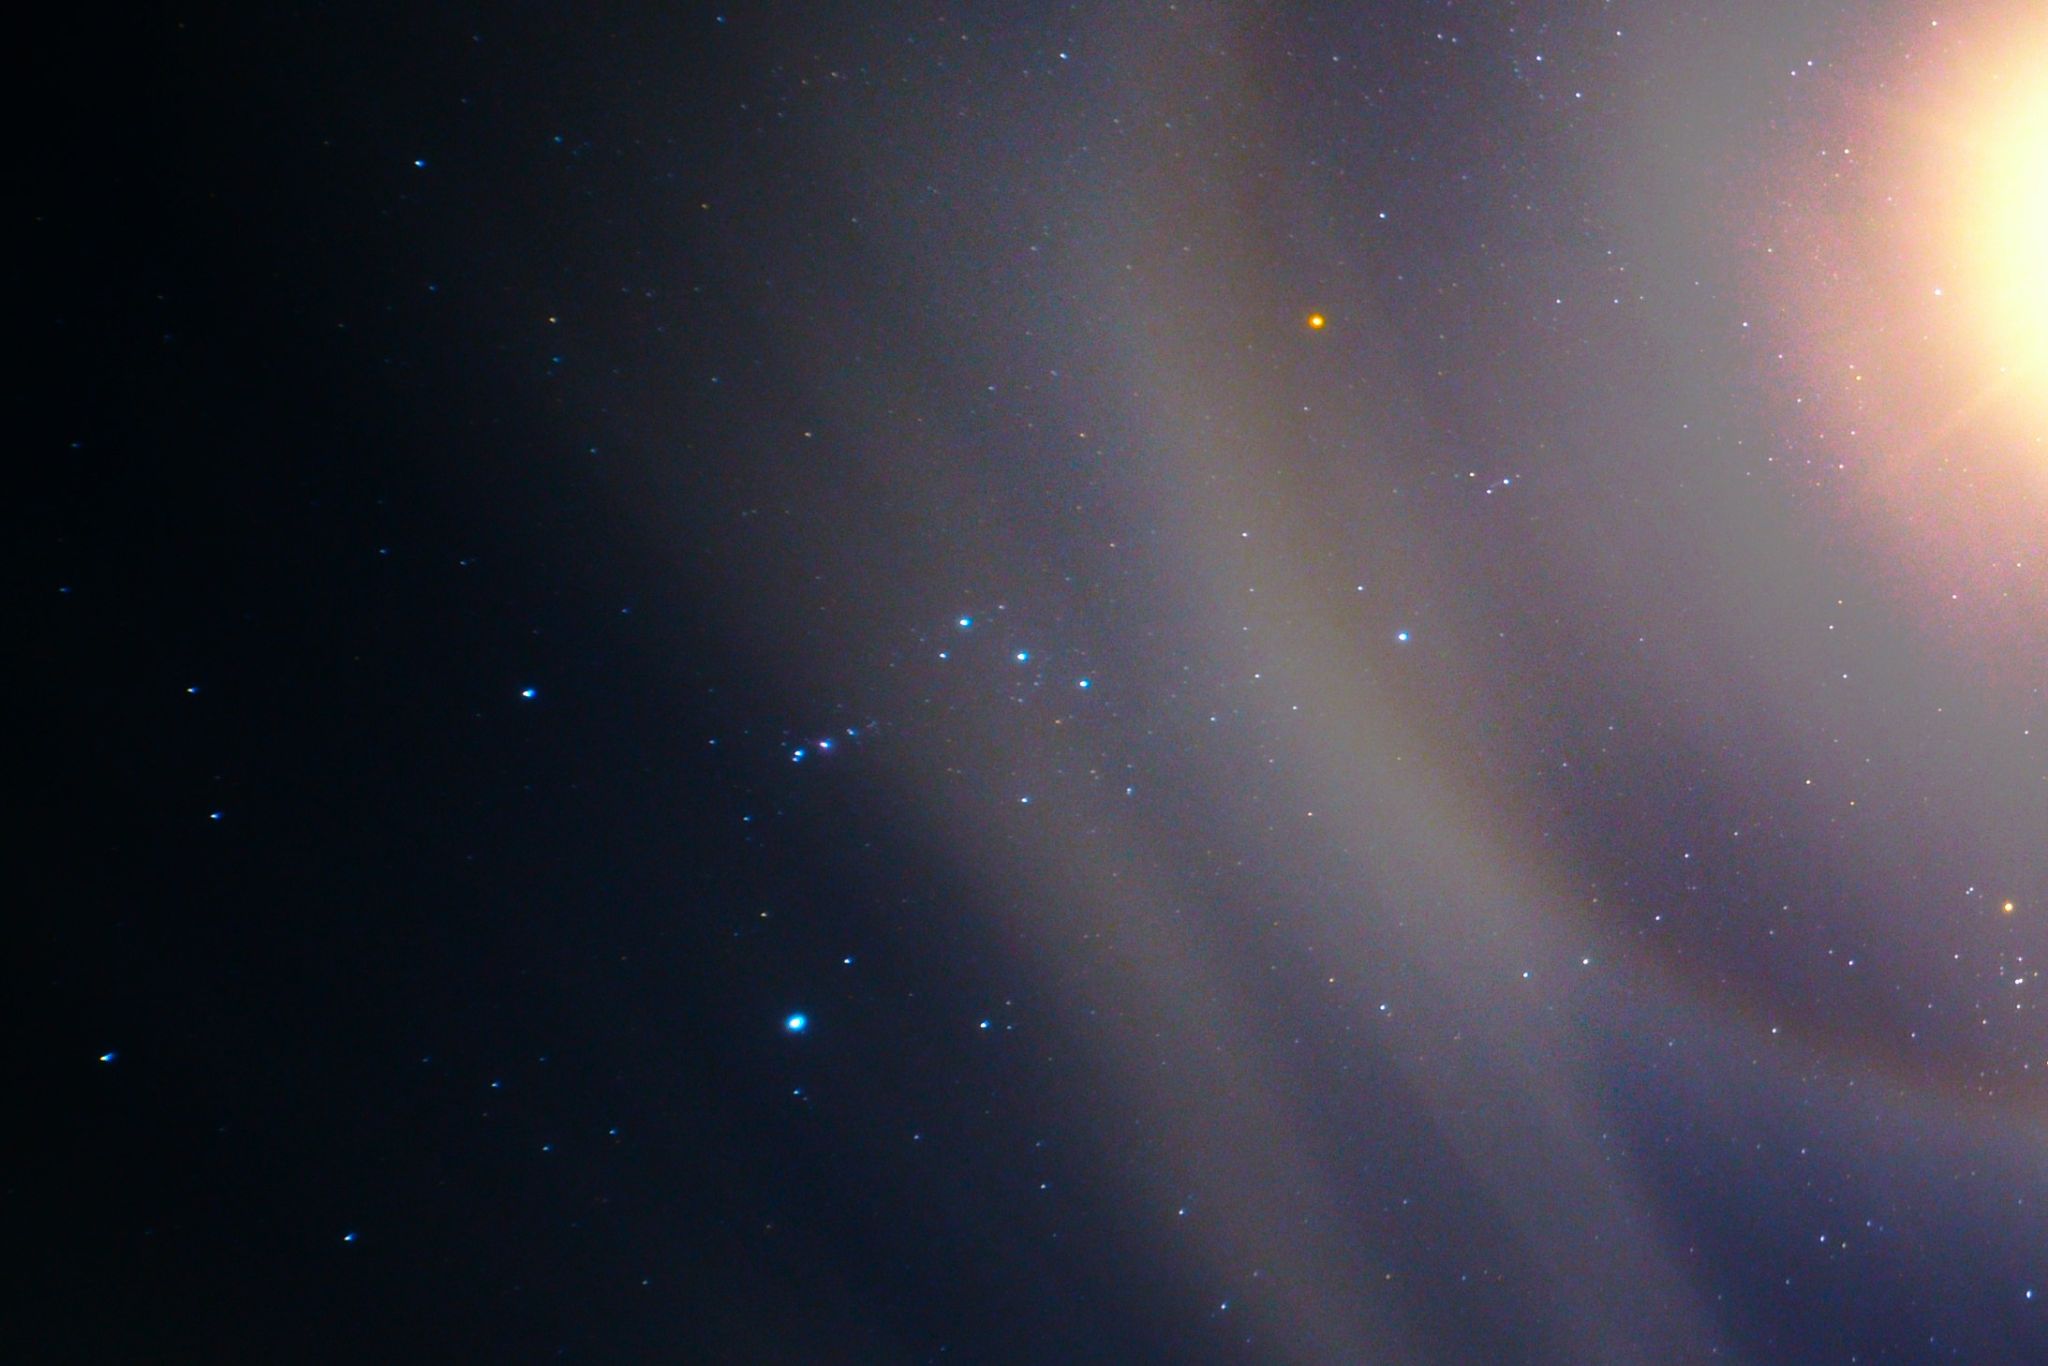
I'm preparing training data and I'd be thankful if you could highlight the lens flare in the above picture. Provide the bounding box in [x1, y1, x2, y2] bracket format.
[1753, 10, 2048, 666]
[1951, 76, 2048, 386]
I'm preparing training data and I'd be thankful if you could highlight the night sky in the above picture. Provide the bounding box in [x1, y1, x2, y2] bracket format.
[25, 2, 2048, 1362]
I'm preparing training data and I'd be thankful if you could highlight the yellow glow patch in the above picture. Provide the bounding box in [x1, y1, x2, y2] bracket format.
[1754, 10, 2048, 663]
[1306, 313, 1326, 330]
[1952, 79, 2048, 382]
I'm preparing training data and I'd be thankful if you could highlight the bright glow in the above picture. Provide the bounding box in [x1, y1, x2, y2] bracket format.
[1956, 79, 2048, 380]
[1758, 9, 2048, 647]
[1306, 312, 1326, 330]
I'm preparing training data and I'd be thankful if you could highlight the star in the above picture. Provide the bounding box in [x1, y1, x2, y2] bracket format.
[1306, 312, 1326, 330]
[785, 1013, 808, 1034]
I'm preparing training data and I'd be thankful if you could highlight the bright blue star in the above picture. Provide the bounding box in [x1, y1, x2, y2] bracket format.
[343, 1231, 358, 1243]
[1077, 678, 1091, 689]
[520, 687, 538, 699]
[785, 1013, 808, 1033]
[1015, 650, 1031, 663]
[1395, 630, 1411, 643]
[792, 748, 807, 762]
[958, 616, 974, 628]
[99, 1051, 117, 1064]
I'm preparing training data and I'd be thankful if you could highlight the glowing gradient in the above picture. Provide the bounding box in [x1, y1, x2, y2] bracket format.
[1948, 55, 2048, 389]
[1757, 7, 2048, 666]
[532, 6, 2048, 1356]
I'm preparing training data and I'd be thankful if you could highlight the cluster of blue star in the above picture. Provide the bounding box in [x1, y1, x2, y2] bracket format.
[789, 726, 864, 764]
[937, 610, 1094, 688]
[776, 605, 1099, 773]
[769, 606, 1108, 1041]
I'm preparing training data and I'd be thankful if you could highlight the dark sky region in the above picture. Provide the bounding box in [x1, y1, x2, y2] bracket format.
[23, 2, 2046, 1362]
